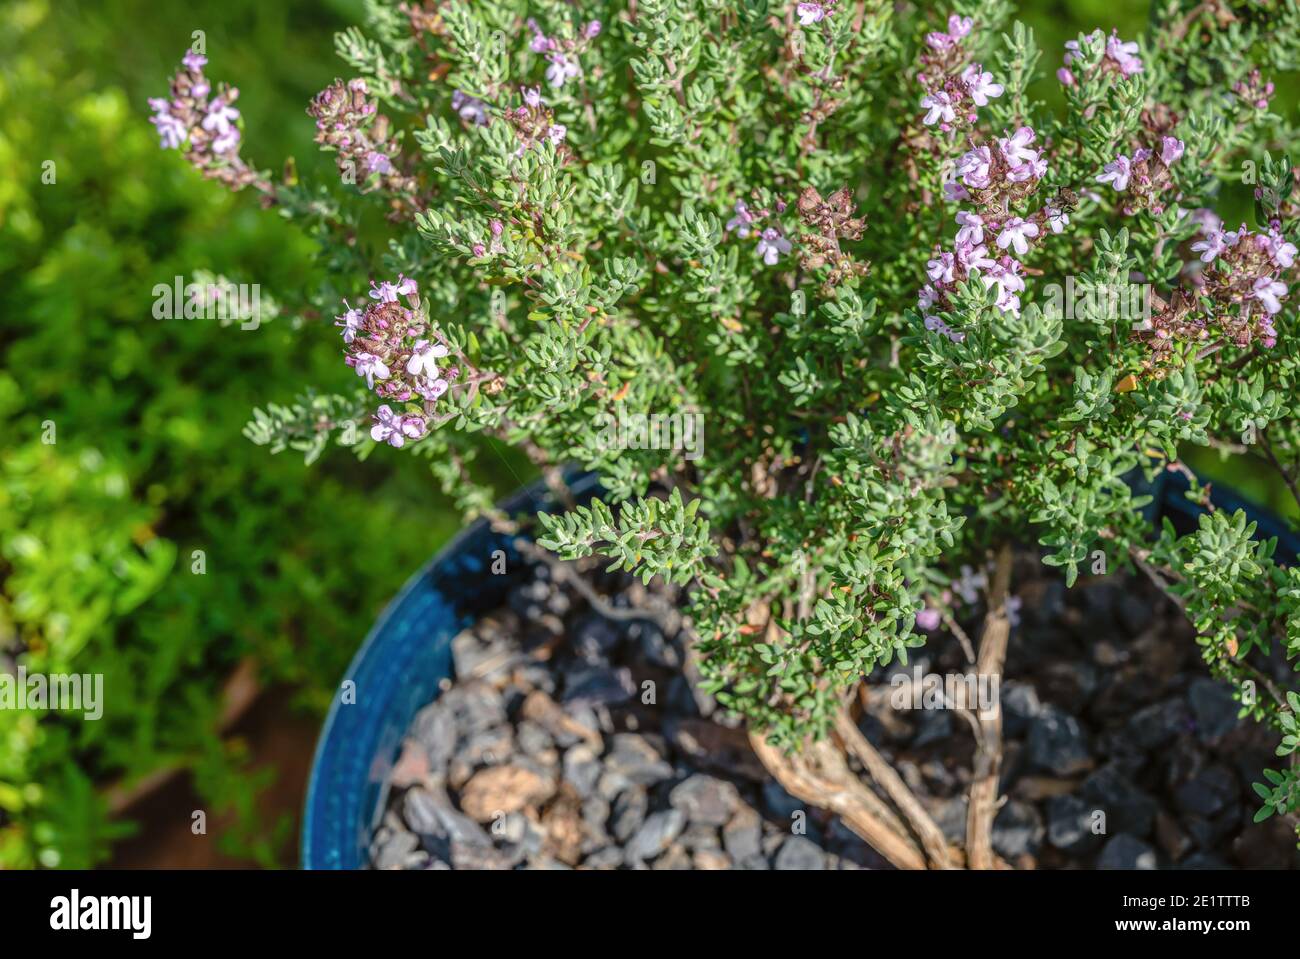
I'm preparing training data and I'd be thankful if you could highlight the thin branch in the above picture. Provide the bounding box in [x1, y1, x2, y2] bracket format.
[965, 542, 1013, 870]
[1259, 430, 1300, 515]
[835, 708, 957, 869]
[748, 731, 928, 870]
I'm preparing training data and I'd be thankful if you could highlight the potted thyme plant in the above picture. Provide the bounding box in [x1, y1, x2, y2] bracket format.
[151, 0, 1300, 868]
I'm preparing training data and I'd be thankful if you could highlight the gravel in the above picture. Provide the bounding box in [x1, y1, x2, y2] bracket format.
[369, 550, 1294, 870]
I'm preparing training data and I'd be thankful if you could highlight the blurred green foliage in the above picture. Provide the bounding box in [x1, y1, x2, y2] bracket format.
[0, 0, 476, 867]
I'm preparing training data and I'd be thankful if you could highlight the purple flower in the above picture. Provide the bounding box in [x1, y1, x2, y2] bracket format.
[149, 98, 187, 149]
[979, 258, 1026, 314]
[796, 1, 833, 26]
[182, 50, 207, 71]
[947, 14, 973, 40]
[406, 339, 449, 377]
[920, 91, 956, 127]
[421, 374, 457, 400]
[371, 406, 426, 448]
[1045, 206, 1070, 235]
[1063, 31, 1101, 65]
[924, 314, 966, 343]
[957, 242, 995, 272]
[1190, 207, 1223, 235]
[545, 53, 582, 88]
[726, 200, 758, 238]
[998, 127, 1038, 166]
[1097, 154, 1132, 192]
[353, 352, 391, 390]
[926, 251, 956, 283]
[201, 97, 239, 135]
[527, 20, 553, 54]
[961, 65, 1004, 107]
[1190, 229, 1227, 263]
[585, 20, 603, 38]
[547, 124, 567, 144]
[1259, 317, 1278, 349]
[755, 227, 792, 265]
[365, 150, 393, 174]
[211, 126, 241, 154]
[1105, 32, 1143, 76]
[953, 564, 986, 605]
[522, 86, 544, 108]
[451, 90, 489, 126]
[1252, 278, 1287, 315]
[336, 301, 363, 343]
[925, 14, 973, 51]
[915, 607, 942, 631]
[957, 145, 992, 188]
[1265, 229, 1297, 269]
[1160, 136, 1185, 166]
[955, 211, 985, 246]
[996, 217, 1040, 257]
[416, 375, 450, 401]
[370, 280, 400, 303]
[1057, 67, 1076, 87]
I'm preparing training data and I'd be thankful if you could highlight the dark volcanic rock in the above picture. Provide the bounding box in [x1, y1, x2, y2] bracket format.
[1097, 834, 1158, 870]
[992, 800, 1044, 859]
[774, 836, 827, 870]
[1046, 794, 1103, 855]
[1082, 765, 1158, 838]
[1187, 678, 1241, 743]
[669, 774, 741, 827]
[1026, 707, 1091, 776]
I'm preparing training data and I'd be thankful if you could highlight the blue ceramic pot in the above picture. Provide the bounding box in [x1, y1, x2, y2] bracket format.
[301, 468, 1298, 868]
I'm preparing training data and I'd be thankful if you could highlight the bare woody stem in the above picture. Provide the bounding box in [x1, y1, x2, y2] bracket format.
[965, 541, 1014, 870]
[835, 708, 957, 869]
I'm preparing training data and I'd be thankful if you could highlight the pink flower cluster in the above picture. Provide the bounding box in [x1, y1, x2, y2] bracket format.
[945, 126, 1048, 208]
[527, 18, 601, 90]
[917, 14, 1004, 133]
[1190, 218, 1294, 345]
[918, 235, 1024, 342]
[922, 126, 1070, 340]
[1233, 69, 1276, 111]
[1095, 136, 1185, 216]
[148, 50, 270, 195]
[1057, 29, 1143, 87]
[307, 78, 416, 198]
[336, 277, 457, 447]
[503, 87, 571, 157]
[726, 199, 793, 266]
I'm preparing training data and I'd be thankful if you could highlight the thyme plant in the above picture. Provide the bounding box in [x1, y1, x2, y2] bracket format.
[152, 0, 1300, 854]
